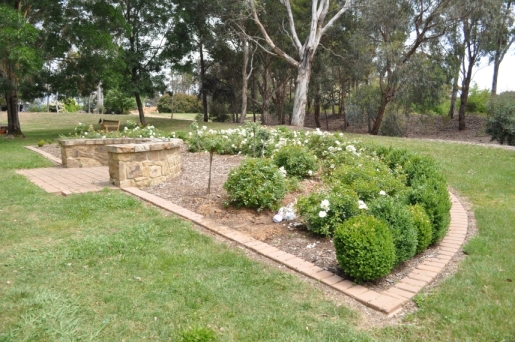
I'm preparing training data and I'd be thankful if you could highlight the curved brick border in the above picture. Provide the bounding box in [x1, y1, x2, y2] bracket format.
[124, 187, 468, 316]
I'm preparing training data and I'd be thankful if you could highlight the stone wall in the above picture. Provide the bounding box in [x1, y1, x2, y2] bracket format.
[107, 140, 182, 188]
[60, 138, 153, 168]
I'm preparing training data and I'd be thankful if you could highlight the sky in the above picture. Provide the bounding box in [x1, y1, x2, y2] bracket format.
[471, 49, 515, 92]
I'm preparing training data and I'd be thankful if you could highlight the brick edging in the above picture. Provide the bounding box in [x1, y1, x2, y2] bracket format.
[123, 187, 468, 316]
[24, 146, 62, 165]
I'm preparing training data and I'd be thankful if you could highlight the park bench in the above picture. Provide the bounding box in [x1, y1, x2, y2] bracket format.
[100, 119, 120, 132]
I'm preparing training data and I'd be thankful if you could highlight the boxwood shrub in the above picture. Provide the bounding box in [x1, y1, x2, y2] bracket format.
[408, 177, 451, 244]
[333, 215, 396, 283]
[224, 158, 286, 211]
[368, 196, 418, 265]
[410, 204, 433, 253]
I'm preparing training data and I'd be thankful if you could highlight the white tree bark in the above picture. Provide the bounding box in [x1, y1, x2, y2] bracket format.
[249, 0, 351, 127]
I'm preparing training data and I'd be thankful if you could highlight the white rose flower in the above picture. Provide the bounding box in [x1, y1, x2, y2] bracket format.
[346, 145, 356, 153]
[379, 190, 386, 196]
[319, 210, 327, 218]
[320, 199, 330, 211]
[358, 200, 368, 210]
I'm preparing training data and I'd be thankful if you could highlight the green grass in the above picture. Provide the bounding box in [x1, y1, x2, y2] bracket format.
[0, 115, 367, 341]
[1, 114, 515, 341]
[148, 112, 197, 120]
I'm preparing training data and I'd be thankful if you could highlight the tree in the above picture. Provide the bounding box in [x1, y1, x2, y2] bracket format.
[249, 0, 352, 127]
[104, 88, 137, 114]
[0, 3, 45, 137]
[102, 0, 181, 126]
[488, 0, 515, 95]
[456, 0, 502, 130]
[358, 0, 454, 135]
[172, 0, 224, 122]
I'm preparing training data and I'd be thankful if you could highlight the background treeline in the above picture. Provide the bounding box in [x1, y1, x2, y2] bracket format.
[1, 0, 514, 141]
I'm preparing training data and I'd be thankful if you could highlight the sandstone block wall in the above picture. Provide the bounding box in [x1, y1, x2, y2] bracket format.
[60, 138, 153, 168]
[107, 140, 182, 188]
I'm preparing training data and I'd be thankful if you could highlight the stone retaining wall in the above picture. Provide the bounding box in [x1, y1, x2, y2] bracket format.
[107, 140, 182, 188]
[60, 138, 153, 168]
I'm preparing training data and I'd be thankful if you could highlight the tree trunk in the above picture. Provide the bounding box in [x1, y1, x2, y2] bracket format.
[5, 91, 24, 137]
[458, 53, 476, 131]
[135, 93, 146, 126]
[239, 35, 249, 123]
[448, 72, 459, 119]
[314, 96, 321, 128]
[324, 106, 329, 131]
[291, 62, 313, 127]
[491, 49, 501, 95]
[370, 95, 389, 135]
[251, 81, 256, 122]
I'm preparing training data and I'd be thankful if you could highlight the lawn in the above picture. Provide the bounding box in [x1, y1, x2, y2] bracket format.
[0, 112, 514, 341]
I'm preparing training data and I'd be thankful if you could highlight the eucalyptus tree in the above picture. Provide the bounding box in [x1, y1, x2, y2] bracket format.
[358, 0, 455, 135]
[488, 0, 515, 95]
[249, 0, 352, 127]
[456, 0, 503, 130]
[171, 0, 225, 122]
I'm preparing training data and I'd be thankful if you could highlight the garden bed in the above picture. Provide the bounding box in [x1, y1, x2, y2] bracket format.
[142, 151, 443, 292]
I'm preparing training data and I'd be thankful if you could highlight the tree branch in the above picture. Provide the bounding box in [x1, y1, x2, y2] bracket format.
[322, 0, 352, 35]
[249, 0, 300, 68]
[279, 0, 302, 52]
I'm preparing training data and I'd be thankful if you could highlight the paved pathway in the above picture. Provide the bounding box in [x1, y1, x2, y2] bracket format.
[16, 166, 116, 195]
[18, 145, 469, 316]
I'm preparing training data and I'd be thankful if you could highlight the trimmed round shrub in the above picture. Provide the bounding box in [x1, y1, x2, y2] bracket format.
[410, 204, 433, 253]
[408, 177, 451, 244]
[296, 186, 360, 236]
[223, 158, 286, 211]
[369, 196, 418, 265]
[333, 215, 396, 283]
[273, 145, 317, 178]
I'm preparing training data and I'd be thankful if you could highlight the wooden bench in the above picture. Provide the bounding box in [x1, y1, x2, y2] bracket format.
[101, 119, 120, 132]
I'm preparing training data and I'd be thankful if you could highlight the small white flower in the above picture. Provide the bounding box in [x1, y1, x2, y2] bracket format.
[330, 164, 335, 169]
[279, 166, 287, 177]
[379, 190, 386, 196]
[308, 170, 313, 176]
[358, 200, 368, 210]
[319, 210, 327, 218]
[346, 145, 356, 153]
[320, 199, 330, 211]
[202, 126, 207, 130]
[84, 132, 88, 135]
